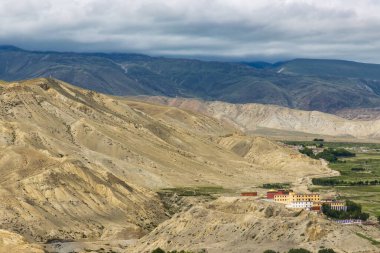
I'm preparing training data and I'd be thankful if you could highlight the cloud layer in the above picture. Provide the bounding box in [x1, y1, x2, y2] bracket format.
[1, 0, 380, 62]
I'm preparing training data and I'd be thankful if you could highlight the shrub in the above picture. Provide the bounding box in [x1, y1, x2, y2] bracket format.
[152, 248, 166, 253]
[288, 248, 312, 253]
[263, 250, 279, 253]
[300, 147, 315, 158]
[351, 167, 365, 171]
[318, 249, 336, 253]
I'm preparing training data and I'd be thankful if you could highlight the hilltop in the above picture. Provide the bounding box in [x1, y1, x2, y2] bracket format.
[2, 46, 380, 113]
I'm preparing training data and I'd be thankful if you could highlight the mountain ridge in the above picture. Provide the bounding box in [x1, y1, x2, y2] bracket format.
[137, 96, 380, 140]
[2, 46, 380, 113]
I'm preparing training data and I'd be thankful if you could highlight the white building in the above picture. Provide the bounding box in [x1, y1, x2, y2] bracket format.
[286, 201, 313, 210]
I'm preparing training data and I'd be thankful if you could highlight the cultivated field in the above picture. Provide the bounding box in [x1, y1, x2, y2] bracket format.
[287, 141, 380, 217]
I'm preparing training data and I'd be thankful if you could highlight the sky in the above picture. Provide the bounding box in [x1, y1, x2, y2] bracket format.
[1, 0, 380, 63]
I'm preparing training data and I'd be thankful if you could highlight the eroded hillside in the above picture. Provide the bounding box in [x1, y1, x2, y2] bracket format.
[0, 78, 328, 246]
[0, 230, 44, 253]
[131, 197, 380, 253]
[140, 97, 380, 140]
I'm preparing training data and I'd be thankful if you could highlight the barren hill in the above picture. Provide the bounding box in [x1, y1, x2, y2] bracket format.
[140, 97, 380, 140]
[0, 230, 44, 253]
[131, 197, 380, 253]
[0, 78, 328, 247]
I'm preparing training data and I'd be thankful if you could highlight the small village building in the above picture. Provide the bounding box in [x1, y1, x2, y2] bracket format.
[311, 206, 322, 212]
[292, 193, 320, 202]
[274, 192, 320, 204]
[241, 192, 257, 197]
[286, 201, 313, 209]
[314, 200, 347, 211]
[267, 190, 277, 199]
[267, 189, 292, 199]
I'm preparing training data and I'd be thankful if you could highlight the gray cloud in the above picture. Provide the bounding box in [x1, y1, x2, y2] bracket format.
[1, 0, 380, 62]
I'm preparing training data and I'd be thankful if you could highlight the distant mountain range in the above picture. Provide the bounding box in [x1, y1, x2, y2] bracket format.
[2, 45, 380, 113]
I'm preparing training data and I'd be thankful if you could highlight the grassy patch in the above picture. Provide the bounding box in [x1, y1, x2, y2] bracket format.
[159, 186, 232, 197]
[286, 141, 380, 217]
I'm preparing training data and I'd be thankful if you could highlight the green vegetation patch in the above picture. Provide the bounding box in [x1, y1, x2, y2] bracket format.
[284, 141, 380, 150]
[322, 200, 369, 221]
[262, 183, 291, 189]
[159, 186, 232, 197]
[299, 147, 355, 162]
[287, 141, 380, 217]
[333, 186, 380, 216]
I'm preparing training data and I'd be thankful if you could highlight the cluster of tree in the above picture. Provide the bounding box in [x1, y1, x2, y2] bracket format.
[322, 200, 369, 221]
[313, 138, 325, 142]
[300, 147, 355, 163]
[312, 178, 380, 186]
[315, 149, 338, 162]
[262, 183, 290, 189]
[330, 148, 356, 157]
[299, 148, 336, 162]
[264, 248, 335, 253]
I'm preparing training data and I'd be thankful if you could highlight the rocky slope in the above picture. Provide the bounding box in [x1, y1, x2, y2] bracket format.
[140, 97, 380, 139]
[0, 78, 327, 247]
[131, 197, 380, 253]
[0, 230, 44, 253]
[217, 135, 334, 181]
[335, 108, 380, 121]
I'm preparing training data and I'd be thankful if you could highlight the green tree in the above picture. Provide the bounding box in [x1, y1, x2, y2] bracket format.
[315, 150, 337, 162]
[377, 215, 380, 223]
[288, 248, 312, 253]
[359, 212, 370, 221]
[300, 147, 314, 158]
[263, 250, 279, 253]
[318, 249, 336, 253]
[152, 248, 166, 253]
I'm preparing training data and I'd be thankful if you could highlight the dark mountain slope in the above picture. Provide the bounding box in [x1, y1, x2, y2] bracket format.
[2, 46, 380, 112]
[276, 59, 380, 80]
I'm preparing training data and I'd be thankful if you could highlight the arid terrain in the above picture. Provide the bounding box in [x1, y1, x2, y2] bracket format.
[0, 230, 44, 253]
[138, 97, 380, 140]
[131, 197, 380, 253]
[0, 78, 378, 253]
[335, 108, 380, 121]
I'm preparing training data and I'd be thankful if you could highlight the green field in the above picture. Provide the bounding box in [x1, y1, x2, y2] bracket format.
[159, 186, 232, 197]
[329, 153, 380, 181]
[286, 141, 380, 217]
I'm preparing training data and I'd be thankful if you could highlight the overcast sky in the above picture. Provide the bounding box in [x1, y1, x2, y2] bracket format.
[1, 0, 380, 63]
